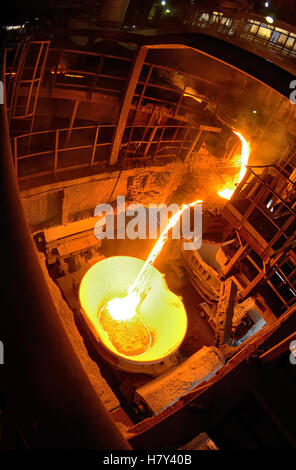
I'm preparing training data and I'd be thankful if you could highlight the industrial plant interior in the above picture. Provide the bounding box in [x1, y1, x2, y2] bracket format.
[0, 0, 296, 452]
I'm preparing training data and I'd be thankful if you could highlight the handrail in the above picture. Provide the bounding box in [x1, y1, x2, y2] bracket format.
[13, 123, 199, 180]
[247, 169, 296, 217]
[179, 8, 296, 75]
[0, 47, 130, 449]
[7, 43, 222, 117]
[246, 163, 296, 188]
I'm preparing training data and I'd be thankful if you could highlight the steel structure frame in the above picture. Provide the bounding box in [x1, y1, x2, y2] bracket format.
[2, 30, 296, 451]
[7, 41, 50, 128]
[181, 8, 296, 74]
[13, 123, 210, 179]
[7, 41, 223, 177]
[222, 164, 296, 312]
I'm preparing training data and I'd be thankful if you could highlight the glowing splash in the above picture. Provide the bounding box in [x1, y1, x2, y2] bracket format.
[99, 298, 152, 356]
[98, 199, 203, 356]
[218, 130, 250, 200]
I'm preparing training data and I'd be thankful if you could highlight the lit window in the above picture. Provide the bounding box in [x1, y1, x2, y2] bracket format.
[258, 25, 272, 39]
[5, 24, 25, 30]
[199, 13, 209, 22]
[250, 24, 259, 34]
[277, 33, 288, 45]
[285, 37, 295, 48]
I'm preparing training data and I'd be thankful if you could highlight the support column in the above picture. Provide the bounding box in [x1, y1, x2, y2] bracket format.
[109, 46, 147, 166]
[214, 278, 237, 347]
[66, 100, 79, 143]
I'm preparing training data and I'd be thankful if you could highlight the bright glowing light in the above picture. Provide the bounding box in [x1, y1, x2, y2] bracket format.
[218, 131, 250, 200]
[64, 73, 84, 78]
[104, 293, 139, 321]
[5, 24, 25, 30]
[97, 199, 202, 356]
[234, 131, 250, 183]
[161, 0, 166, 4]
[218, 188, 235, 200]
[184, 92, 202, 103]
[264, 2, 269, 7]
[79, 256, 188, 365]
[266, 16, 274, 24]
[128, 199, 203, 298]
[165, 9, 171, 13]
[99, 298, 152, 356]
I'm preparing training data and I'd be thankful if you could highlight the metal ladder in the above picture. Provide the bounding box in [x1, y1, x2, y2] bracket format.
[7, 40, 50, 136]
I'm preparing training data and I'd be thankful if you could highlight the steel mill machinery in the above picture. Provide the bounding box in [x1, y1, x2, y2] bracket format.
[1, 2, 296, 450]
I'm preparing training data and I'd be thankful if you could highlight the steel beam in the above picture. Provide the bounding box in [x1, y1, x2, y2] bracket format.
[109, 46, 147, 166]
[215, 279, 237, 346]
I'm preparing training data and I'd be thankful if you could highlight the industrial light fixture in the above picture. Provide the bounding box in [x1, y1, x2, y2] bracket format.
[265, 16, 274, 24]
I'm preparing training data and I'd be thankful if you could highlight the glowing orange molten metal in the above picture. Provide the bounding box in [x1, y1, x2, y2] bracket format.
[79, 256, 188, 367]
[218, 131, 250, 200]
[96, 199, 202, 357]
[99, 300, 152, 356]
[128, 199, 203, 299]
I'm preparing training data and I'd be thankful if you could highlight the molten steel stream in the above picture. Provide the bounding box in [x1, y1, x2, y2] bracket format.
[98, 199, 203, 356]
[218, 130, 250, 200]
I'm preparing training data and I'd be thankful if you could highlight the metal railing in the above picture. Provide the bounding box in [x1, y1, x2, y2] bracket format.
[134, 62, 223, 118]
[121, 124, 200, 160]
[223, 164, 296, 309]
[231, 165, 296, 254]
[13, 124, 115, 178]
[6, 46, 133, 105]
[181, 9, 296, 74]
[13, 123, 200, 179]
[7, 45, 223, 120]
[44, 47, 132, 98]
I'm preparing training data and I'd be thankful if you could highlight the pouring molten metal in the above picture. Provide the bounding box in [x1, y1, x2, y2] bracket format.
[79, 256, 188, 368]
[80, 200, 202, 357]
[93, 200, 202, 358]
[218, 130, 250, 200]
